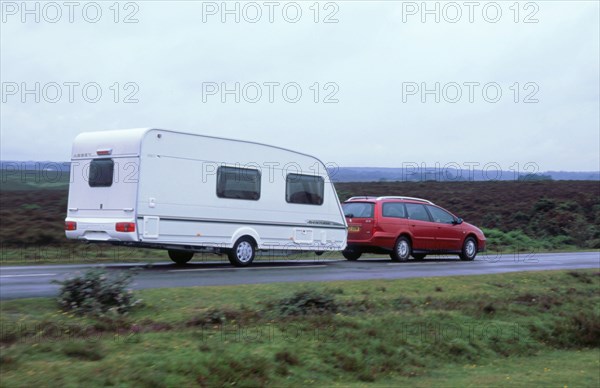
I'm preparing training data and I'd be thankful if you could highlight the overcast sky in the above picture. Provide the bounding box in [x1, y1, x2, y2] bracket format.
[1, 1, 599, 171]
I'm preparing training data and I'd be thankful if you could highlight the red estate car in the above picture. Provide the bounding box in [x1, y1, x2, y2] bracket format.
[342, 196, 486, 261]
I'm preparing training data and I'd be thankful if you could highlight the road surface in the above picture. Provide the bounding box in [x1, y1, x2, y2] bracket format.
[1, 252, 598, 299]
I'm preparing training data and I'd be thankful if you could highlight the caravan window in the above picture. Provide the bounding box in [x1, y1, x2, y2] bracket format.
[89, 159, 114, 187]
[217, 166, 261, 200]
[286, 174, 324, 205]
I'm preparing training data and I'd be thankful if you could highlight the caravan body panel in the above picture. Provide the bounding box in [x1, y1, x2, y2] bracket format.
[66, 128, 347, 254]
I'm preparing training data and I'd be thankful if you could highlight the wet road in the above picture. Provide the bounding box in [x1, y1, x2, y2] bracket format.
[1, 252, 598, 299]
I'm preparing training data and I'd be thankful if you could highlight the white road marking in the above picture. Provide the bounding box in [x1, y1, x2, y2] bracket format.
[387, 262, 445, 265]
[0, 273, 57, 278]
[168, 265, 325, 273]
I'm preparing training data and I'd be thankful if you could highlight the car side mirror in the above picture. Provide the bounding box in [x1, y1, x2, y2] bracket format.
[454, 218, 463, 225]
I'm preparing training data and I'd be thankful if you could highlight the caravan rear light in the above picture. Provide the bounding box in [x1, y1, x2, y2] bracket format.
[65, 221, 77, 231]
[96, 148, 112, 155]
[116, 222, 136, 232]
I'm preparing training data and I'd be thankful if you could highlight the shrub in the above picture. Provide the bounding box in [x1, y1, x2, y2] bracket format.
[530, 311, 600, 348]
[275, 350, 300, 366]
[275, 289, 338, 316]
[62, 341, 105, 361]
[53, 269, 141, 317]
[187, 306, 260, 326]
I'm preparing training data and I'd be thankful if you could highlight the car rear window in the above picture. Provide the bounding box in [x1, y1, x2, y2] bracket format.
[343, 202, 374, 218]
[89, 159, 114, 187]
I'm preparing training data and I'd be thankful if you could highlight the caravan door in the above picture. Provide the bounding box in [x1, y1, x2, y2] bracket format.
[65, 157, 139, 242]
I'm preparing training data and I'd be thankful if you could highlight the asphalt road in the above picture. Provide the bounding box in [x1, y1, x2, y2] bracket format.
[1, 252, 598, 300]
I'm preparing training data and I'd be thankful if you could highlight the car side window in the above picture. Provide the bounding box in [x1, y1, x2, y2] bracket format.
[405, 203, 431, 222]
[427, 205, 455, 224]
[382, 203, 407, 218]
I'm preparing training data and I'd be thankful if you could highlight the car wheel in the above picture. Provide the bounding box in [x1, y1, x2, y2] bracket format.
[390, 237, 411, 262]
[342, 249, 362, 261]
[228, 237, 256, 267]
[168, 250, 194, 265]
[412, 254, 426, 261]
[459, 237, 478, 261]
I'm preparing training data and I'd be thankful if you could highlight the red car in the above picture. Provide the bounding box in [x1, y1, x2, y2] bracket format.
[342, 196, 486, 261]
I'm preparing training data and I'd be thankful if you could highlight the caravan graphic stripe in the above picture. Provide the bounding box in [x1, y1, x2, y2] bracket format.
[136, 216, 347, 230]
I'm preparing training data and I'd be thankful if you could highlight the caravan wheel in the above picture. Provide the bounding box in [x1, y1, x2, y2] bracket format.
[228, 237, 256, 267]
[168, 250, 194, 265]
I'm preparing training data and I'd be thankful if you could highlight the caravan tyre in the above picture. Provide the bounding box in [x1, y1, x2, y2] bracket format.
[168, 250, 194, 265]
[228, 237, 256, 267]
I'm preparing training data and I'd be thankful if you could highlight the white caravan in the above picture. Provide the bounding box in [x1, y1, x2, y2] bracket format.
[65, 128, 347, 266]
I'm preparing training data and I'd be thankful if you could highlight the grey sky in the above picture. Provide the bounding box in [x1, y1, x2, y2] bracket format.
[1, 1, 599, 171]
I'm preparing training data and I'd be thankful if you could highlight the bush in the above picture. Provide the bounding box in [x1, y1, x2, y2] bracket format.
[53, 269, 141, 317]
[530, 311, 600, 348]
[62, 341, 105, 361]
[275, 289, 338, 316]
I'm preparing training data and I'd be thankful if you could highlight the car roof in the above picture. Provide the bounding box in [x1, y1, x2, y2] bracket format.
[344, 196, 435, 205]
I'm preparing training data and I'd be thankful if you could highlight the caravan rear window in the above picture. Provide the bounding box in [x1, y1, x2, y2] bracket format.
[217, 166, 261, 200]
[89, 159, 114, 187]
[286, 174, 324, 205]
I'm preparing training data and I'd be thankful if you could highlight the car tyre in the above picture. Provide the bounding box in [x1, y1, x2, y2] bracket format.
[168, 250, 194, 265]
[228, 237, 256, 267]
[342, 248, 362, 261]
[459, 237, 478, 261]
[390, 237, 411, 262]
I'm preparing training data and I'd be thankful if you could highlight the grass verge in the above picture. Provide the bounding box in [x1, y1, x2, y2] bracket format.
[1, 269, 599, 386]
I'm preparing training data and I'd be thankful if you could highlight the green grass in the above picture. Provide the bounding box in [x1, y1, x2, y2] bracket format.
[0, 244, 170, 265]
[482, 227, 582, 253]
[1, 270, 598, 386]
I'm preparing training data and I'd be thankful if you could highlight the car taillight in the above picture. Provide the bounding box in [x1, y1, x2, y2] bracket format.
[116, 222, 136, 232]
[65, 221, 77, 231]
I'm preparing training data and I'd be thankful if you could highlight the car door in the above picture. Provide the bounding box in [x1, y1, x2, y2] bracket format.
[426, 205, 464, 251]
[379, 202, 409, 249]
[405, 203, 437, 250]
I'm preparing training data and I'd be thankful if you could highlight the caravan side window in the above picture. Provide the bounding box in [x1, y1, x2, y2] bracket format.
[216, 166, 261, 200]
[89, 159, 114, 187]
[286, 174, 324, 205]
